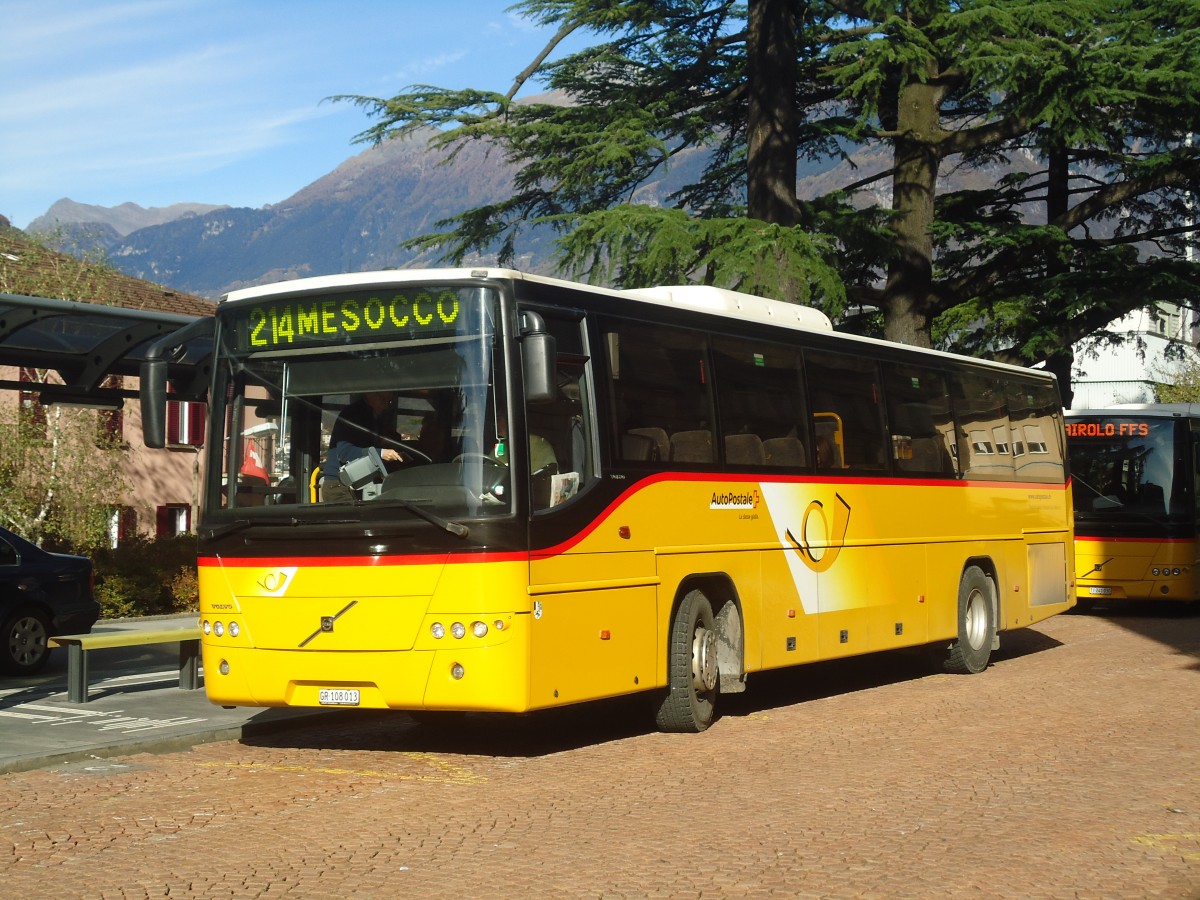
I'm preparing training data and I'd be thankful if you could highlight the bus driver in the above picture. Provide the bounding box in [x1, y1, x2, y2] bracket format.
[320, 391, 406, 502]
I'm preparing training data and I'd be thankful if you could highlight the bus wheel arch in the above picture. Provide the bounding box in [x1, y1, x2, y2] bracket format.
[656, 576, 744, 732]
[944, 561, 998, 675]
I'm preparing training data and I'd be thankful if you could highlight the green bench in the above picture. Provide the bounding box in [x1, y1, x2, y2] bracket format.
[49, 626, 203, 704]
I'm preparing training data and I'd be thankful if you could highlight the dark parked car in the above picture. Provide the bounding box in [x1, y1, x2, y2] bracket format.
[0, 526, 99, 674]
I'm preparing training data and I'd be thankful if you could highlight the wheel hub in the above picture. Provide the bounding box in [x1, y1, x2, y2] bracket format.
[692, 626, 719, 693]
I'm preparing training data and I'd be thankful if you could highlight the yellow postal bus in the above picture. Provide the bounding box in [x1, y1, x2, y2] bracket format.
[1067, 404, 1200, 605]
[142, 269, 1074, 731]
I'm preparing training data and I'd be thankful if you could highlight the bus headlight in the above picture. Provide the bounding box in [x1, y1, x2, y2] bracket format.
[228, 621, 240, 637]
[431, 622, 446, 639]
[451, 622, 466, 639]
[214, 621, 225, 637]
[202, 620, 212, 635]
[471, 621, 488, 638]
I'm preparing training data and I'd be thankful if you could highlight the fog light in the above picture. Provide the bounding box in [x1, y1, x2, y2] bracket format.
[451, 663, 465, 680]
[431, 622, 446, 639]
[472, 621, 488, 638]
[219, 659, 230, 675]
[214, 621, 225, 637]
[451, 622, 466, 639]
[202, 620, 212, 635]
[228, 621, 240, 637]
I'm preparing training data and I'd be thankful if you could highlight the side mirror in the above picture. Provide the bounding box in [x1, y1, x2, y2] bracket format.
[140, 358, 168, 448]
[140, 316, 215, 449]
[519, 311, 557, 404]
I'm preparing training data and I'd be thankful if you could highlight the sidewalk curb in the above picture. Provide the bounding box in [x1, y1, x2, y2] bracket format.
[0, 710, 332, 776]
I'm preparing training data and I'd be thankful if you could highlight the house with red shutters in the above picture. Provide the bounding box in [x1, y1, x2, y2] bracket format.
[0, 227, 214, 544]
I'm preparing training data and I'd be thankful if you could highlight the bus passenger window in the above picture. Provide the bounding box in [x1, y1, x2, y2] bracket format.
[880, 361, 956, 477]
[604, 320, 715, 467]
[949, 373, 1012, 481]
[1007, 381, 1065, 484]
[805, 349, 886, 472]
[712, 337, 809, 469]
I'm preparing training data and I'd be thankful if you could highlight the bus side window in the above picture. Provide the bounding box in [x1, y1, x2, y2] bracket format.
[880, 361, 957, 477]
[604, 320, 715, 467]
[804, 349, 887, 472]
[949, 372, 1012, 481]
[712, 336, 810, 469]
[1007, 381, 1065, 484]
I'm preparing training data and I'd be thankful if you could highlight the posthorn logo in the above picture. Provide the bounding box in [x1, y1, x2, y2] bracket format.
[710, 488, 761, 510]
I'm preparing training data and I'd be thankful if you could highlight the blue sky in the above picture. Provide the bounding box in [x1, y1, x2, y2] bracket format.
[1, 0, 588, 229]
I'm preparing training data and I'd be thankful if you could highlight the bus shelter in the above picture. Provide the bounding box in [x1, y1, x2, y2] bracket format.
[0, 292, 210, 407]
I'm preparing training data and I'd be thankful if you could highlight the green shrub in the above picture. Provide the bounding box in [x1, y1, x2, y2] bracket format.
[91, 535, 200, 620]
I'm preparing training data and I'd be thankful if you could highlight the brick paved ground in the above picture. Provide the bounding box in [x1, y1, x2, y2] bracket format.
[2, 606, 1198, 899]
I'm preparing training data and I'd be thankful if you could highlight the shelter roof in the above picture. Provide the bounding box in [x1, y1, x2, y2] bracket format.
[0, 230, 214, 406]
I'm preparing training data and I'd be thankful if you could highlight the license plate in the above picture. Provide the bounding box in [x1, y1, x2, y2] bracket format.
[1088, 587, 1113, 596]
[319, 689, 360, 706]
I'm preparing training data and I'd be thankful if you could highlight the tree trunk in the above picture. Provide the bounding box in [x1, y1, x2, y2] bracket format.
[1045, 352, 1075, 409]
[882, 74, 941, 348]
[1046, 145, 1075, 406]
[746, 0, 799, 228]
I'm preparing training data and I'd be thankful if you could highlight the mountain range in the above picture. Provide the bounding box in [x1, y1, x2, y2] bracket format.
[27, 126, 726, 299]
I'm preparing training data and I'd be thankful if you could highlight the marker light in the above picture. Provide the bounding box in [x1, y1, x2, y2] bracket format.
[494, 620, 505, 631]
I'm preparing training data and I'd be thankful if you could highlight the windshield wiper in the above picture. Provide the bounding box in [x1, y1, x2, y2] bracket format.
[374, 496, 469, 538]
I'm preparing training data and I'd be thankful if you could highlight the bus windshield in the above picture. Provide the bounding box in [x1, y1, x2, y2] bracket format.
[1067, 417, 1183, 521]
[206, 284, 514, 522]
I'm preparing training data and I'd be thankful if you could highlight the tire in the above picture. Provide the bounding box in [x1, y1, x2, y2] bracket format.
[944, 566, 996, 675]
[1, 607, 52, 675]
[656, 590, 719, 732]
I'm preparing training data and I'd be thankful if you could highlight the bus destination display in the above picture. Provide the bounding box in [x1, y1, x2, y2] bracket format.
[231, 288, 481, 351]
[1065, 420, 1150, 439]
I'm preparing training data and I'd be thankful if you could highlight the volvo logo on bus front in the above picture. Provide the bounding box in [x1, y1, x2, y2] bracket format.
[321, 616, 335, 633]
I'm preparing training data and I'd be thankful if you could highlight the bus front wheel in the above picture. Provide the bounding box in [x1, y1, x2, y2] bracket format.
[944, 566, 996, 675]
[656, 589, 719, 733]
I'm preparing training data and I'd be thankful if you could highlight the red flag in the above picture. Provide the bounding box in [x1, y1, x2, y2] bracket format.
[239, 438, 269, 481]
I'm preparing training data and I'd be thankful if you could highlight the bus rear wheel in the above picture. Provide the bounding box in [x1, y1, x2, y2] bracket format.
[944, 566, 996, 674]
[656, 589, 719, 733]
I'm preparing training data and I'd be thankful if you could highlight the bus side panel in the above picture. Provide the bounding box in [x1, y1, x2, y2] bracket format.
[528, 544, 660, 707]
[1024, 536, 1074, 622]
[526, 585, 658, 709]
[810, 543, 930, 662]
[758, 545, 819, 670]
